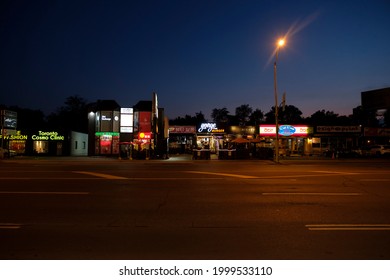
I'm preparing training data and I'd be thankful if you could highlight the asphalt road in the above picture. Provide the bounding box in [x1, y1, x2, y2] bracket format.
[1, 156, 390, 260]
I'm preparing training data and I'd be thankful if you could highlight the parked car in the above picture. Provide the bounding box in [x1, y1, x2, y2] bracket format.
[370, 145, 390, 156]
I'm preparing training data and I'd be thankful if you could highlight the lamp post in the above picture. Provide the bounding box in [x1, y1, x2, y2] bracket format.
[273, 38, 285, 163]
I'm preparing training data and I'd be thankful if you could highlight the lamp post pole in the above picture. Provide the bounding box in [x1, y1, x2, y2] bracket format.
[273, 39, 285, 163]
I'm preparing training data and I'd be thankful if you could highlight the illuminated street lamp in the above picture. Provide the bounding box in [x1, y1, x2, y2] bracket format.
[273, 38, 285, 163]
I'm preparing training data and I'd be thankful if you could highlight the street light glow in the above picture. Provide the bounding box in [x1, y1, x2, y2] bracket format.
[278, 38, 285, 47]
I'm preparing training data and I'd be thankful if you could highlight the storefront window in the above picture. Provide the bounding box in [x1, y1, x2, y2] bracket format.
[33, 141, 49, 154]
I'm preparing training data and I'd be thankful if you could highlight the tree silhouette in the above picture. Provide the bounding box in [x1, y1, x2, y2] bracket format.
[235, 104, 253, 126]
[264, 104, 303, 124]
[211, 107, 229, 124]
[47, 95, 89, 132]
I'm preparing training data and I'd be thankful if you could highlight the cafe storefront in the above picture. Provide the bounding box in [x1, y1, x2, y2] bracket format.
[259, 124, 313, 156]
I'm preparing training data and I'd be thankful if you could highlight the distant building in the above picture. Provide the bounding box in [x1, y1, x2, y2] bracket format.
[361, 87, 390, 111]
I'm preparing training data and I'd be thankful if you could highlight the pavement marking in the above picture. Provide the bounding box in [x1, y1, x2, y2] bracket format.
[0, 191, 89, 195]
[0, 177, 101, 180]
[73, 171, 128, 180]
[306, 224, 390, 231]
[359, 179, 390, 182]
[312, 171, 360, 175]
[262, 192, 363, 196]
[184, 171, 259, 179]
[0, 223, 22, 229]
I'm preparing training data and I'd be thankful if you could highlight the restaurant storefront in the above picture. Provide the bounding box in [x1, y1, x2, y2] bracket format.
[196, 123, 225, 153]
[168, 126, 196, 154]
[259, 124, 313, 156]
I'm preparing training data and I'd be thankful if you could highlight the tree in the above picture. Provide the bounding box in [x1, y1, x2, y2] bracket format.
[264, 104, 303, 124]
[195, 111, 206, 124]
[306, 109, 353, 126]
[47, 95, 89, 132]
[249, 109, 264, 126]
[235, 104, 253, 126]
[211, 107, 229, 124]
[169, 112, 206, 126]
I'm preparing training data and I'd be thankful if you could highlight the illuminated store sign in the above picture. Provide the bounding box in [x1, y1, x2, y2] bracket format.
[120, 108, 134, 133]
[169, 126, 196, 134]
[260, 125, 311, 137]
[139, 132, 151, 139]
[317, 126, 361, 133]
[95, 132, 120, 136]
[198, 123, 217, 133]
[101, 115, 112, 121]
[0, 134, 28, 140]
[32, 131, 64, 141]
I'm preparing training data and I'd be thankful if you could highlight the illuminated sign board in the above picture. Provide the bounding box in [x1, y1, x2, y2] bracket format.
[120, 108, 134, 134]
[197, 123, 225, 133]
[32, 131, 65, 141]
[316, 126, 361, 133]
[139, 132, 152, 139]
[169, 126, 196, 134]
[260, 125, 311, 137]
[0, 130, 28, 140]
[95, 132, 120, 136]
[2, 110, 17, 128]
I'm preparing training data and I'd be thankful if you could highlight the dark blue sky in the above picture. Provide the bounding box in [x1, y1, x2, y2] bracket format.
[1, 0, 389, 119]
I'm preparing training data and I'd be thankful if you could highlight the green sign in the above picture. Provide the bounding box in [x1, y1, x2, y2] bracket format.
[95, 132, 120, 136]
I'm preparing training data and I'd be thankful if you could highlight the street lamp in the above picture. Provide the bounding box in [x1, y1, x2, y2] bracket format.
[273, 38, 285, 163]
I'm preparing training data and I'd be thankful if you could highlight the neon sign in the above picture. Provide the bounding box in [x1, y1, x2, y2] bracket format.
[32, 131, 65, 141]
[198, 123, 217, 133]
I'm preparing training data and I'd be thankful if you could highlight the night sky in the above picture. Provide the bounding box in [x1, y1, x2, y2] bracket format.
[1, 0, 389, 120]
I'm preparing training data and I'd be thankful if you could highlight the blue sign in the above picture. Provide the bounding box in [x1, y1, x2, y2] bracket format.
[279, 125, 296, 136]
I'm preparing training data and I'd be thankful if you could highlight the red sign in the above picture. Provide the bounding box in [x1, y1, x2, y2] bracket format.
[169, 126, 196, 134]
[139, 112, 151, 132]
[138, 132, 152, 139]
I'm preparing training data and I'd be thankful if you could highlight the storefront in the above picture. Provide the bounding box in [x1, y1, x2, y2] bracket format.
[31, 131, 66, 155]
[132, 131, 153, 159]
[196, 123, 225, 153]
[1, 130, 28, 155]
[168, 126, 196, 154]
[259, 124, 313, 156]
[95, 132, 119, 155]
[312, 126, 362, 156]
[363, 127, 390, 146]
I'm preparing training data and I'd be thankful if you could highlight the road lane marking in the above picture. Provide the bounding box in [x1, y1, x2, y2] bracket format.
[73, 171, 128, 180]
[306, 224, 390, 231]
[184, 171, 259, 179]
[312, 171, 359, 175]
[359, 179, 390, 182]
[262, 192, 363, 196]
[0, 178, 101, 180]
[0, 191, 89, 195]
[0, 223, 22, 229]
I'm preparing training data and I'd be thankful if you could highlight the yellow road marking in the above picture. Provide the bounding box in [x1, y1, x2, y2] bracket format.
[73, 171, 128, 180]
